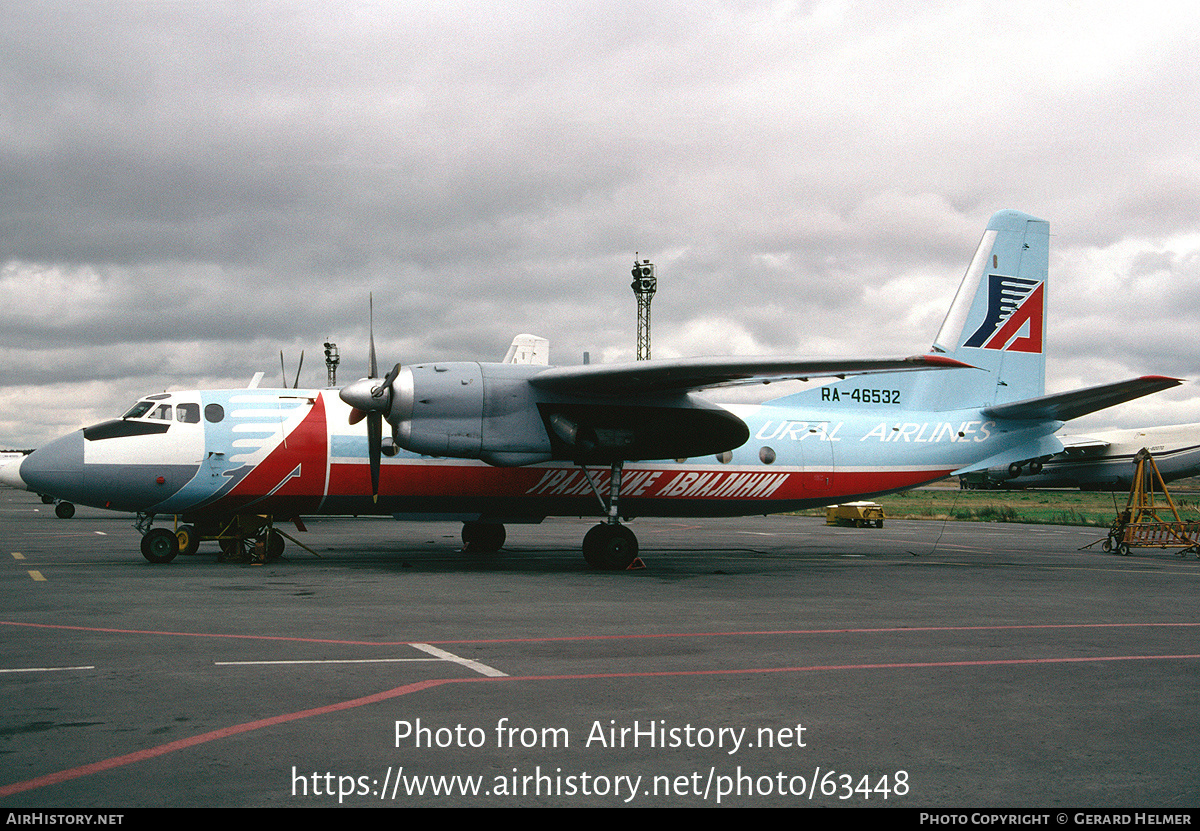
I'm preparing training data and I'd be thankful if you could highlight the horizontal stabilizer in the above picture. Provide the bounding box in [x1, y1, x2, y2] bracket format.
[503, 334, 550, 365]
[529, 354, 970, 396]
[982, 376, 1181, 422]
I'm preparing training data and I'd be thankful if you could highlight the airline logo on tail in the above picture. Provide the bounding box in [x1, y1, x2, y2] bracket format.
[963, 274, 1044, 353]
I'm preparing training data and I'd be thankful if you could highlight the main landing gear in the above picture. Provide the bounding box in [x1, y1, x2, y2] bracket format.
[578, 461, 644, 571]
[461, 521, 506, 553]
[582, 523, 639, 570]
[459, 463, 644, 570]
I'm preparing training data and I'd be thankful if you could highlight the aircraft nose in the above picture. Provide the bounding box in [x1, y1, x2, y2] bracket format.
[18, 431, 86, 501]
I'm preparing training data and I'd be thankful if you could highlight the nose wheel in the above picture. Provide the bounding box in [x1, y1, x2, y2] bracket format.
[141, 527, 180, 564]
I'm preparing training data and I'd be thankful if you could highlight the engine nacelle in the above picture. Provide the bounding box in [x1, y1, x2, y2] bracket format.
[384, 361, 750, 467]
[389, 362, 555, 466]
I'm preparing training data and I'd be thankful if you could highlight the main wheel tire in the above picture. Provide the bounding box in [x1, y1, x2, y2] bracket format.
[141, 527, 180, 564]
[582, 524, 639, 571]
[462, 522, 506, 553]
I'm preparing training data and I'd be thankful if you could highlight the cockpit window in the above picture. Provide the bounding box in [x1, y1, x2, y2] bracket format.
[176, 403, 200, 424]
[121, 398, 202, 425]
[122, 400, 155, 419]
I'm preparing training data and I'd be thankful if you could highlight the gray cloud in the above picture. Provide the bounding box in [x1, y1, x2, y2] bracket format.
[3, 0, 1200, 446]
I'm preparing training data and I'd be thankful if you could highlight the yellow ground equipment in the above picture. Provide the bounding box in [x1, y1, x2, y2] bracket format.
[826, 502, 885, 528]
[1104, 449, 1200, 557]
[171, 514, 319, 564]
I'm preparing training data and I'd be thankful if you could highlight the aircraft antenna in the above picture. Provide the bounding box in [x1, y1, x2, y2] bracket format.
[324, 341, 340, 388]
[631, 256, 656, 360]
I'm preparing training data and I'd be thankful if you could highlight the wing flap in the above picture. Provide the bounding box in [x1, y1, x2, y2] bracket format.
[528, 353, 970, 396]
[983, 376, 1182, 422]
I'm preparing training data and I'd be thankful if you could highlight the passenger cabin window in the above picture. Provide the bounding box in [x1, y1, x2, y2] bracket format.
[176, 403, 200, 424]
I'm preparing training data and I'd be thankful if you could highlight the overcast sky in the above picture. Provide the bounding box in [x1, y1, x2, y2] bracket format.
[3, 0, 1200, 448]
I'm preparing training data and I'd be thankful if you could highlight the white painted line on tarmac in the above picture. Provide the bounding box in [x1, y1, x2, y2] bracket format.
[410, 642, 508, 677]
[214, 643, 509, 677]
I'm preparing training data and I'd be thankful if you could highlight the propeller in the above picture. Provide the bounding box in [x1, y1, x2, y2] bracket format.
[339, 295, 400, 502]
[280, 351, 304, 388]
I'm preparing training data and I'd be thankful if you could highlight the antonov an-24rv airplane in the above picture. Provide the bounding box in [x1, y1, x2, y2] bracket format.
[2, 211, 1181, 569]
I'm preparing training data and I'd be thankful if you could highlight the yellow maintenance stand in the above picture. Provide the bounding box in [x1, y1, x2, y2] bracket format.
[1104, 448, 1200, 557]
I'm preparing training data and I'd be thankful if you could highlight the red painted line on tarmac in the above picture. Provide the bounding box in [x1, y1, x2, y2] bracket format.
[3, 651, 1198, 798]
[2, 619, 1198, 646]
[0, 678, 454, 798]
[415, 622, 1200, 645]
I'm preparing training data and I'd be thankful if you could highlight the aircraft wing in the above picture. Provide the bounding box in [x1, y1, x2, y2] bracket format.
[527, 353, 970, 396]
[982, 376, 1182, 422]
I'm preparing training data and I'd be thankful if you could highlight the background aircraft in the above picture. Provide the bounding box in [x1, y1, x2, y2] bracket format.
[960, 423, 1200, 490]
[4, 211, 1180, 568]
[0, 451, 28, 488]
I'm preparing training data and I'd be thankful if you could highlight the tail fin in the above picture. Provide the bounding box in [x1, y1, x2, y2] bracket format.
[920, 209, 1049, 409]
[775, 210, 1049, 413]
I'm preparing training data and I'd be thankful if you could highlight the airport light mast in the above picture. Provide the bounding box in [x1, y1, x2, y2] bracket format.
[324, 341, 340, 388]
[631, 256, 656, 361]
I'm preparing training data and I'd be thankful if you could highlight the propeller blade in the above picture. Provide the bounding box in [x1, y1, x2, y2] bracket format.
[368, 413, 382, 502]
[280, 351, 286, 388]
[293, 351, 304, 389]
[379, 362, 401, 394]
[349, 408, 366, 425]
[368, 293, 378, 380]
